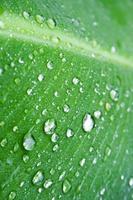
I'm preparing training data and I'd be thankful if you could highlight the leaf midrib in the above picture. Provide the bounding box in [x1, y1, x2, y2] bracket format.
[0, 12, 133, 68]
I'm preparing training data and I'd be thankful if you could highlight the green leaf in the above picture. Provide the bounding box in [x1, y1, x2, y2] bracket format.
[0, 0, 133, 199]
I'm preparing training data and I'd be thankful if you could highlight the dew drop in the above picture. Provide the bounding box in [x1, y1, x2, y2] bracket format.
[129, 178, 133, 187]
[0, 138, 8, 147]
[22, 11, 30, 19]
[32, 171, 44, 185]
[0, 67, 3, 75]
[23, 154, 29, 163]
[83, 113, 94, 133]
[63, 104, 70, 113]
[100, 188, 105, 195]
[35, 15, 44, 24]
[53, 144, 59, 152]
[47, 18, 56, 29]
[47, 60, 53, 70]
[8, 191, 16, 200]
[51, 133, 59, 143]
[23, 134, 35, 151]
[44, 179, 53, 189]
[79, 158, 86, 167]
[62, 179, 71, 193]
[13, 126, 18, 132]
[105, 102, 111, 111]
[66, 128, 74, 138]
[38, 74, 44, 82]
[104, 146, 111, 161]
[44, 119, 56, 134]
[0, 20, 4, 29]
[94, 110, 101, 119]
[72, 77, 79, 85]
[59, 171, 66, 181]
[27, 88, 32, 96]
[110, 89, 119, 101]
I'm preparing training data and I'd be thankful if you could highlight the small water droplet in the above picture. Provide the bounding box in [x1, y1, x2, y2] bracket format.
[0, 138, 8, 147]
[42, 109, 47, 116]
[105, 102, 111, 111]
[32, 171, 44, 185]
[51, 133, 59, 143]
[110, 89, 119, 101]
[83, 113, 94, 133]
[62, 179, 71, 193]
[35, 15, 44, 24]
[104, 146, 111, 161]
[22, 11, 30, 19]
[100, 188, 105, 195]
[0, 67, 3, 75]
[44, 119, 56, 134]
[63, 104, 70, 113]
[72, 77, 79, 85]
[8, 191, 16, 200]
[53, 144, 59, 152]
[94, 110, 101, 119]
[23, 134, 35, 151]
[0, 20, 4, 29]
[38, 74, 44, 82]
[79, 158, 86, 167]
[66, 128, 74, 138]
[59, 171, 66, 181]
[47, 18, 56, 29]
[47, 60, 53, 70]
[129, 178, 133, 187]
[13, 143, 19, 152]
[44, 179, 53, 188]
[23, 154, 29, 163]
[13, 126, 18, 133]
[27, 88, 32, 96]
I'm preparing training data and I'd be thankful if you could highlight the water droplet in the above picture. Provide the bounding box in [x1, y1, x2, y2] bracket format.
[0, 138, 8, 147]
[0, 67, 3, 75]
[0, 20, 4, 29]
[66, 128, 74, 138]
[35, 15, 44, 24]
[13, 126, 18, 132]
[72, 77, 79, 85]
[53, 144, 59, 152]
[8, 191, 16, 200]
[23, 154, 29, 163]
[23, 134, 35, 151]
[42, 109, 47, 116]
[79, 158, 86, 167]
[110, 89, 119, 101]
[111, 46, 116, 53]
[47, 18, 56, 29]
[13, 143, 19, 152]
[14, 78, 20, 85]
[51, 133, 59, 143]
[92, 157, 97, 165]
[129, 178, 133, 187]
[59, 171, 66, 181]
[63, 104, 70, 113]
[44, 119, 56, 134]
[105, 102, 111, 111]
[94, 110, 101, 119]
[44, 179, 53, 188]
[83, 113, 94, 133]
[50, 168, 55, 175]
[22, 11, 30, 19]
[104, 146, 111, 161]
[32, 171, 44, 185]
[47, 60, 53, 70]
[27, 88, 32, 96]
[62, 179, 71, 193]
[100, 188, 105, 195]
[38, 74, 44, 82]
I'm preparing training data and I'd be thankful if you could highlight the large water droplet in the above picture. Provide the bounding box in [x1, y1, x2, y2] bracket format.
[83, 113, 94, 132]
